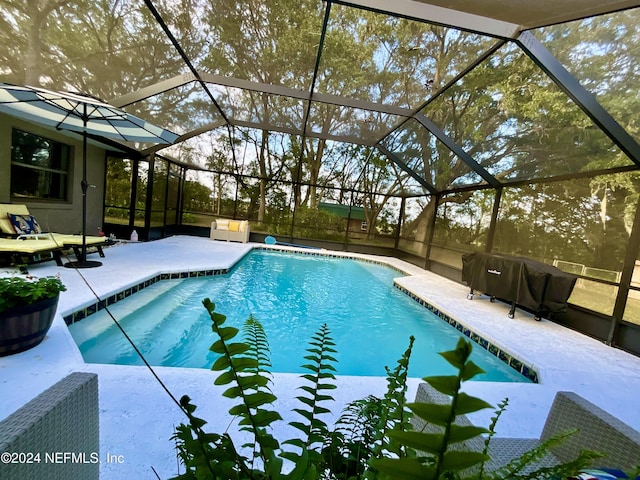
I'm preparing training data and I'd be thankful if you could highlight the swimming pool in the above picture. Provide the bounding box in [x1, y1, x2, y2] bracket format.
[68, 250, 531, 382]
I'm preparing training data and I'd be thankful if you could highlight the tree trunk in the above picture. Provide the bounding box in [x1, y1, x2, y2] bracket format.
[306, 138, 325, 209]
[257, 131, 268, 222]
[409, 197, 436, 243]
[24, 6, 45, 85]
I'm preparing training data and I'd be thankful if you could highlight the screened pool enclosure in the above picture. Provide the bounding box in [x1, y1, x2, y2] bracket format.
[1, 0, 640, 354]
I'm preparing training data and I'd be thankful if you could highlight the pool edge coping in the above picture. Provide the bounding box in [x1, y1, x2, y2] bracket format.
[393, 283, 539, 383]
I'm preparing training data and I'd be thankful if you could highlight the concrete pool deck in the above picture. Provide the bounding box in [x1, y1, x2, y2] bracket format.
[1, 235, 639, 478]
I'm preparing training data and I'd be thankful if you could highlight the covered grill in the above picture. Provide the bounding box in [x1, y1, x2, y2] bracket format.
[461, 252, 578, 320]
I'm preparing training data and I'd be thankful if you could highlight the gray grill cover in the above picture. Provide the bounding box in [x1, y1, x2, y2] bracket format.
[462, 252, 577, 314]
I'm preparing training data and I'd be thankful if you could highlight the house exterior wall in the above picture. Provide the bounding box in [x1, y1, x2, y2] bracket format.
[0, 112, 106, 236]
[347, 218, 366, 232]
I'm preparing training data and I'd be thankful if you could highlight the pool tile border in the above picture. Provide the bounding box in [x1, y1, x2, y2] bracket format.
[256, 246, 408, 274]
[394, 284, 539, 383]
[63, 268, 228, 325]
[63, 246, 538, 383]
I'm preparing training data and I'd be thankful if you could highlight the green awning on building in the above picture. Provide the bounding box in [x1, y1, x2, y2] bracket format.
[318, 202, 366, 221]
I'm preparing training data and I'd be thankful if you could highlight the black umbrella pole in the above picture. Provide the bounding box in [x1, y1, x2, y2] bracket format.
[81, 177, 88, 262]
[65, 117, 102, 269]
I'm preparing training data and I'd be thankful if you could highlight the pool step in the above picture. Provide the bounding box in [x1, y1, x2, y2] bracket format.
[68, 279, 187, 344]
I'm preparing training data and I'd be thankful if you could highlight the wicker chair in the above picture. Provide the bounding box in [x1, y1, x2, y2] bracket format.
[0, 372, 99, 480]
[412, 382, 640, 471]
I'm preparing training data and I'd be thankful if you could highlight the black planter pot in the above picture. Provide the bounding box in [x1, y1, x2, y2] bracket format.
[0, 295, 59, 356]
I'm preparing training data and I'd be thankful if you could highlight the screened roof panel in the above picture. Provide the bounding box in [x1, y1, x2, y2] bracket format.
[0, 1, 188, 101]
[408, 0, 640, 30]
[120, 83, 225, 138]
[307, 102, 405, 145]
[312, 144, 384, 194]
[532, 9, 640, 148]
[194, 0, 324, 91]
[206, 84, 306, 134]
[317, 3, 499, 110]
[148, 0, 210, 51]
[380, 122, 431, 188]
[399, 175, 433, 195]
[231, 127, 298, 183]
[381, 118, 485, 190]
[421, 41, 635, 183]
[157, 126, 232, 169]
[450, 171, 489, 188]
[358, 156, 421, 197]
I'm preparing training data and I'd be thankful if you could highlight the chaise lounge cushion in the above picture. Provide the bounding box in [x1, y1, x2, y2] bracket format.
[0, 237, 63, 254]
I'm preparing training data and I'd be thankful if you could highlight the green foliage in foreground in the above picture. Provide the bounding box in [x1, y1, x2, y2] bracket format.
[171, 298, 602, 480]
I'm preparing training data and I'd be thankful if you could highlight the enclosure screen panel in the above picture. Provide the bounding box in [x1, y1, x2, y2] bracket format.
[534, 9, 640, 148]
[422, 42, 634, 183]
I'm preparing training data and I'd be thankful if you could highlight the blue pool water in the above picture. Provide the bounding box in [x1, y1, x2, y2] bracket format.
[69, 250, 529, 382]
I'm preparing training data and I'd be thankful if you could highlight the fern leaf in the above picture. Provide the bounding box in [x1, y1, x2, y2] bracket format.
[286, 323, 337, 468]
[461, 359, 486, 381]
[251, 409, 283, 427]
[211, 355, 231, 371]
[442, 450, 490, 470]
[217, 326, 241, 342]
[425, 375, 459, 396]
[372, 457, 436, 480]
[448, 424, 490, 444]
[214, 370, 237, 386]
[407, 402, 452, 426]
[455, 392, 494, 415]
[230, 356, 260, 372]
[243, 315, 272, 373]
[386, 430, 444, 453]
[203, 300, 280, 467]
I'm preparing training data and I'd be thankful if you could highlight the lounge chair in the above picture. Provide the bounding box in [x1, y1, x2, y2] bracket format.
[0, 204, 107, 266]
[49, 233, 107, 259]
[412, 382, 640, 472]
[0, 236, 64, 266]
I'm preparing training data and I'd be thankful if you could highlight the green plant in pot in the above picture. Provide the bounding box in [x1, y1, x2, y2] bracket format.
[0, 274, 66, 356]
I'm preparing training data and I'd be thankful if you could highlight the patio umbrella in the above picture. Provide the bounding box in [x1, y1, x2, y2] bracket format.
[0, 82, 179, 268]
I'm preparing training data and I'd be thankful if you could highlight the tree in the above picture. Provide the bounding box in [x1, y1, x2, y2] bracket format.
[0, 0, 81, 85]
